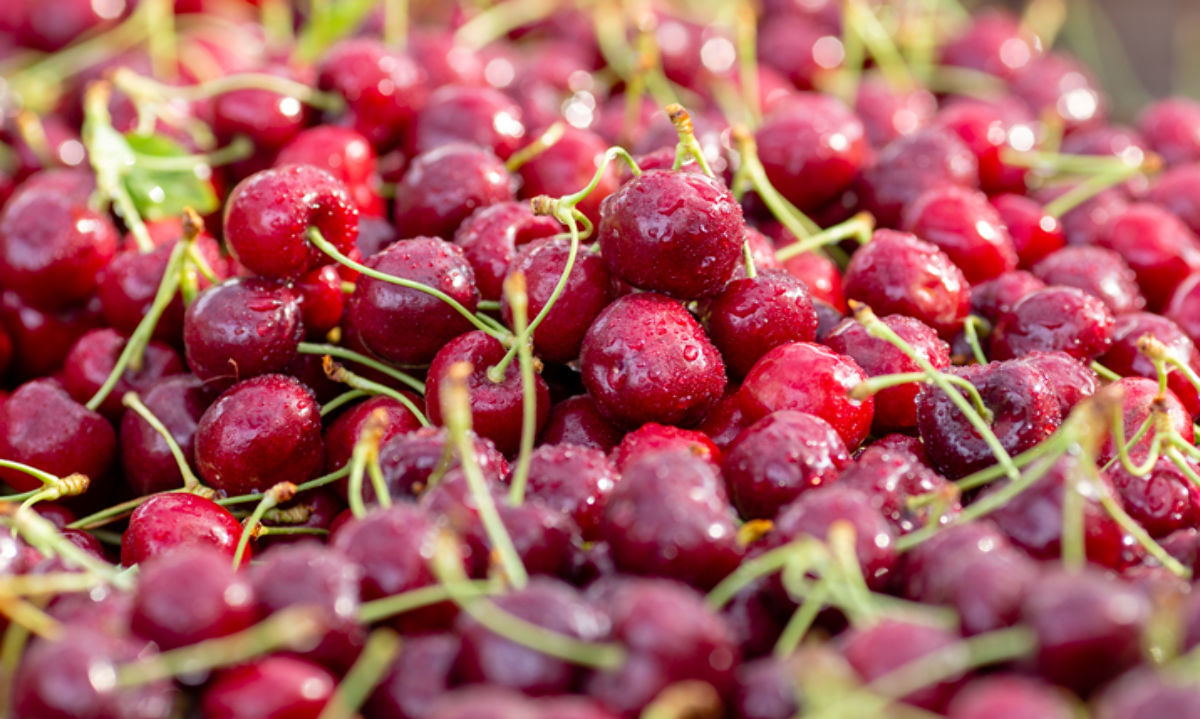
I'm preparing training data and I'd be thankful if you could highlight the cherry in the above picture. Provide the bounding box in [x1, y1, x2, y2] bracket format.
[579, 292, 726, 428]
[1162, 528, 1200, 577]
[0, 169, 118, 310]
[1164, 270, 1200, 345]
[780, 248, 845, 312]
[456, 578, 608, 695]
[970, 271, 1045, 323]
[696, 390, 754, 453]
[289, 263, 343, 337]
[517, 127, 616, 224]
[737, 341, 874, 449]
[277, 125, 384, 217]
[329, 502, 443, 601]
[934, 98, 1035, 196]
[408, 30, 486, 87]
[210, 65, 313, 163]
[194, 374, 324, 497]
[584, 577, 739, 715]
[597, 169, 743, 299]
[1110, 456, 1200, 538]
[1030, 245, 1145, 315]
[200, 656, 336, 719]
[364, 426, 508, 504]
[854, 75, 937, 148]
[346, 236, 480, 365]
[249, 541, 365, 670]
[394, 143, 515, 239]
[519, 443, 618, 539]
[322, 394, 424, 471]
[825, 314, 950, 432]
[731, 655, 803, 719]
[840, 620, 964, 712]
[916, 359, 1061, 479]
[940, 9, 1040, 80]
[991, 286, 1115, 361]
[1137, 97, 1200, 167]
[1098, 377, 1194, 465]
[9, 0, 128, 52]
[1147, 163, 1200, 235]
[224, 164, 359, 280]
[453, 202, 561, 301]
[538, 394, 623, 451]
[1099, 311, 1200, 416]
[947, 675, 1075, 719]
[756, 11, 836, 90]
[121, 492, 246, 565]
[1021, 568, 1150, 694]
[838, 444, 959, 535]
[60, 329, 181, 421]
[722, 410, 849, 520]
[755, 93, 867, 212]
[12, 629, 175, 719]
[842, 230, 971, 337]
[610, 422, 720, 471]
[0, 378, 114, 493]
[119, 375, 212, 494]
[1096, 202, 1200, 311]
[1021, 350, 1099, 417]
[425, 330, 551, 456]
[705, 269, 818, 378]
[425, 687, 535, 719]
[991, 193, 1067, 269]
[1093, 668, 1200, 719]
[317, 38, 428, 151]
[365, 633, 460, 719]
[1010, 52, 1107, 132]
[856, 127, 979, 228]
[902, 185, 1018, 283]
[411, 85, 526, 160]
[358, 214, 399, 256]
[501, 237, 613, 364]
[130, 544, 256, 650]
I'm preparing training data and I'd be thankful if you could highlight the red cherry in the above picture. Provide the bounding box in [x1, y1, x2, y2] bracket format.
[990, 286, 1115, 361]
[705, 269, 818, 378]
[517, 127, 617, 224]
[453, 202, 561, 301]
[0, 379, 114, 493]
[410, 85, 526, 160]
[970, 270, 1045, 323]
[856, 128, 979, 228]
[61, 327, 184, 420]
[200, 656, 336, 719]
[991, 193, 1067, 269]
[276, 125, 384, 217]
[1098, 311, 1200, 416]
[538, 394, 623, 452]
[0, 290, 103, 379]
[322, 395, 424, 472]
[121, 492, 246, 565]
[317, 38, 428, 151]
[1031, 245, 1145, 315]
[611, 422, 721, 471]
[1137, 97, 1200, 167]
[393, 143, 515, 240]
[939, 9, 1040, 80]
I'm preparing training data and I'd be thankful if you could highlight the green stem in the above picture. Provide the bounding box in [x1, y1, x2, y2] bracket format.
[866, 627, 1037, 700]
[358, 580, 496, 624]
[218, 466, 352, 507]
[504, 274, 538, 507]
[122, 392, 202, 491]
[0, 460, 60, 489]
[667, 104, 715, 177]
[706, 541, 820, 609]
[1091, 360, 1122, 381]
[453, 0, 558, 50]
[322, 358, 430, 427]
[962, 315, 989, 365]
[83, 81, 154, 252]
[113, 68, 344, 112]
[233, 483, 295, 567]
[773, 582, 830, 658]
[317, 629, 402, 719]
[1100, 450, 1190, 579]
[1060, 466, 1086, 570]
[131, 136, 253, 171]
[321, 389, 370, 417]
[298, 342, 426, 394]
[6, 507, 131, 589]
[733, 128, 821, 239]
[735, 2, 762, 127]
[774, 212, 874, 262]
[505, 122, 564, 173]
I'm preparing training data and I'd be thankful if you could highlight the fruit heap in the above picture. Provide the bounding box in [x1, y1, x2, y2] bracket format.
[3, 0, 1200, 717]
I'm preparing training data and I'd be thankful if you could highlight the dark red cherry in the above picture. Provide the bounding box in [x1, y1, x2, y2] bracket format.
[411, 85, 526, 160]
[276, 125, 384, 217]
[902, 185, 1017, 283]
[597, 169, 743, 299]
[970, 271, 1045, 323]
[579, 292, 726, 428]
[854, 74, 937, 147]
[364, 426, 508, 504]
[131, 545, 256, 650]
[722, 410, 849, 520]
[838, 444, 959, 535]
[1137, 97, 1200, 167]
[0, 170, 118, 310]
[730, 655, 804, 719]
[61, 328, 184, 420]
[1022, 568, 1149, 694]
[538, 394, 623, 452]
[456, 578, 608, 695]
[393, 143, 515, 240]
[1096, 202, 1200, 311]
[1147, 163, 1200, 235]
[1165, 271, 1200, 348]
[501, 237, 613, 364]
[1099, 378, 1194, 465]
[322, 395, 424, 472]
[696, 390, 754, 453]
[738, 341, 874, 449]
[200, 656, 336, 719]
[916, 359, 1061, 479]
[991, 193, 1067, 269]
[934, 98, 1035, 196]
[610, 422, 720, 471]
[121, 492, 245, 566]
[224, 164, 359, 280]
[705, 269, 818, 378]
[756, 93, 867, 211]
[843, 230, 971, 337]
[584, 577, 739, 715]
[1093, 668, 1200, 719]
[0, 379, 114, 493]
[940, 9, 1040, 80]
[317, 38, 428, 151]
[519, 443, 618, 539]
[346, 237, 480, 365]
[1110, 457, 1200, 538]
[991, 286, 1115, 361]
[855, 127, 979, 228]
[425, 687, 534, 719]
[1031, 245, 1145, 314]
[841, 620, 963, 712]
[1010, 52, 1106, 132]
[293, 263, 345, 336]
[1099, 311, 1200, 416]
[755, 11, 835, 90]
[366, 632, 460, 719]
[825, 314, 951, 432]
[517, 127, 616, 224]
[600, 449, 743, 588]
[948, 675, 1075, 719]
[249, 541, 364, 670]
[210, 65, 313, 161]
[780, 248, 845, 312]
[452, 202, 561, 301]
[1020, 350, 1098, 417]
[194, 374, 324, 496]
[425, 330, 551, 456]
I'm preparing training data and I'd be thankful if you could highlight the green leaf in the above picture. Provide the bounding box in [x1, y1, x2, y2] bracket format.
[122, 132, 218, 221]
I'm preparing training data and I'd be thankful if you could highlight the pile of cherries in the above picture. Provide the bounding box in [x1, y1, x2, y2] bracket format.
[4, 0, 1200, 717]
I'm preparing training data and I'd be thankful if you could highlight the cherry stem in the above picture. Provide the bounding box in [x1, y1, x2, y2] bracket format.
[441, 362, 529, 589]
[321, 389, 371, 417]
[257, 526, 328, 538]
[735, 2, 762, 128]
[14, 111, 55, 169]
[731, 126, 822, 238]
[742, 240, 758, 279]
[4, 505, 131, 589]
[0, 598, 38, 710]
[453, 0, 558, 50]
[1095, 450, 1191, 578]
[0, 596, 62, 641]
[502, 274, 539, 507]
[853, 301, 1018, 480]
[1100, 412, 1155, 472]
[430, 532, 626, 668]
[640, 681, 723, 719]
[706, 540, 821, 609]
[112, 67, 344, 113]
[0, 572, 108, 598]
[506, 122, 565, 173]
[83, 80, 154, 252]
[383, 0, 408, 49]
[298, 342, 426, 394]
[920, 66, 1008, 99]
[344, 408, 391, 518]
[322, 356, 430, 427]
[667, 104, 714, 177]
[218, 465, 351, 507]
[1022, 0, 1068, 47]
[961, 315, 990, 365]
[122, 392, 203, 491]
[259, 0, 294, 49]
[1090, 360, 1122, 382]
[131, 136, 253, 171]
[145, 0, 177, 80]
[15, 474, 90, 516]
[773, 581, 830, 659]
[1044, 163, 1151, 219]
[1059, 462, 1087, 570]
[357, 580, 497, 624]
[0, 460, 63, 490]
[867, 627, 1037, 700]
[317, 628, 402, 719]
[827, 520, 877, 624]
[774, 212, 875, 262]
[67, 490, 185, 530]
[306, 227, 510, 342]
[117, 606, 326, 687]
[232, 482, 295, 567]
[845, 0, 915, 91]
[851, 371, 994, 423]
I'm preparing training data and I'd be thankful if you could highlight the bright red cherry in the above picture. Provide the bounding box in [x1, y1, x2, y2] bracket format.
[121, 492, 246, 565]
[517, 126, 616, 225]
[317, 38, 428, 151]
[991, 193, 1067, 269]
[991, 286, 1115, 361]
[1031, 245, 1145, 315]
[705, 269, 818, 378]
[902, 185, 1017, 283]
[0, 379, 114, 493]
[276, 125, 384, 217]
[452, 202, 561, 301]
[756, 93, 867, 212]
[1096, 202, 1200, 310]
